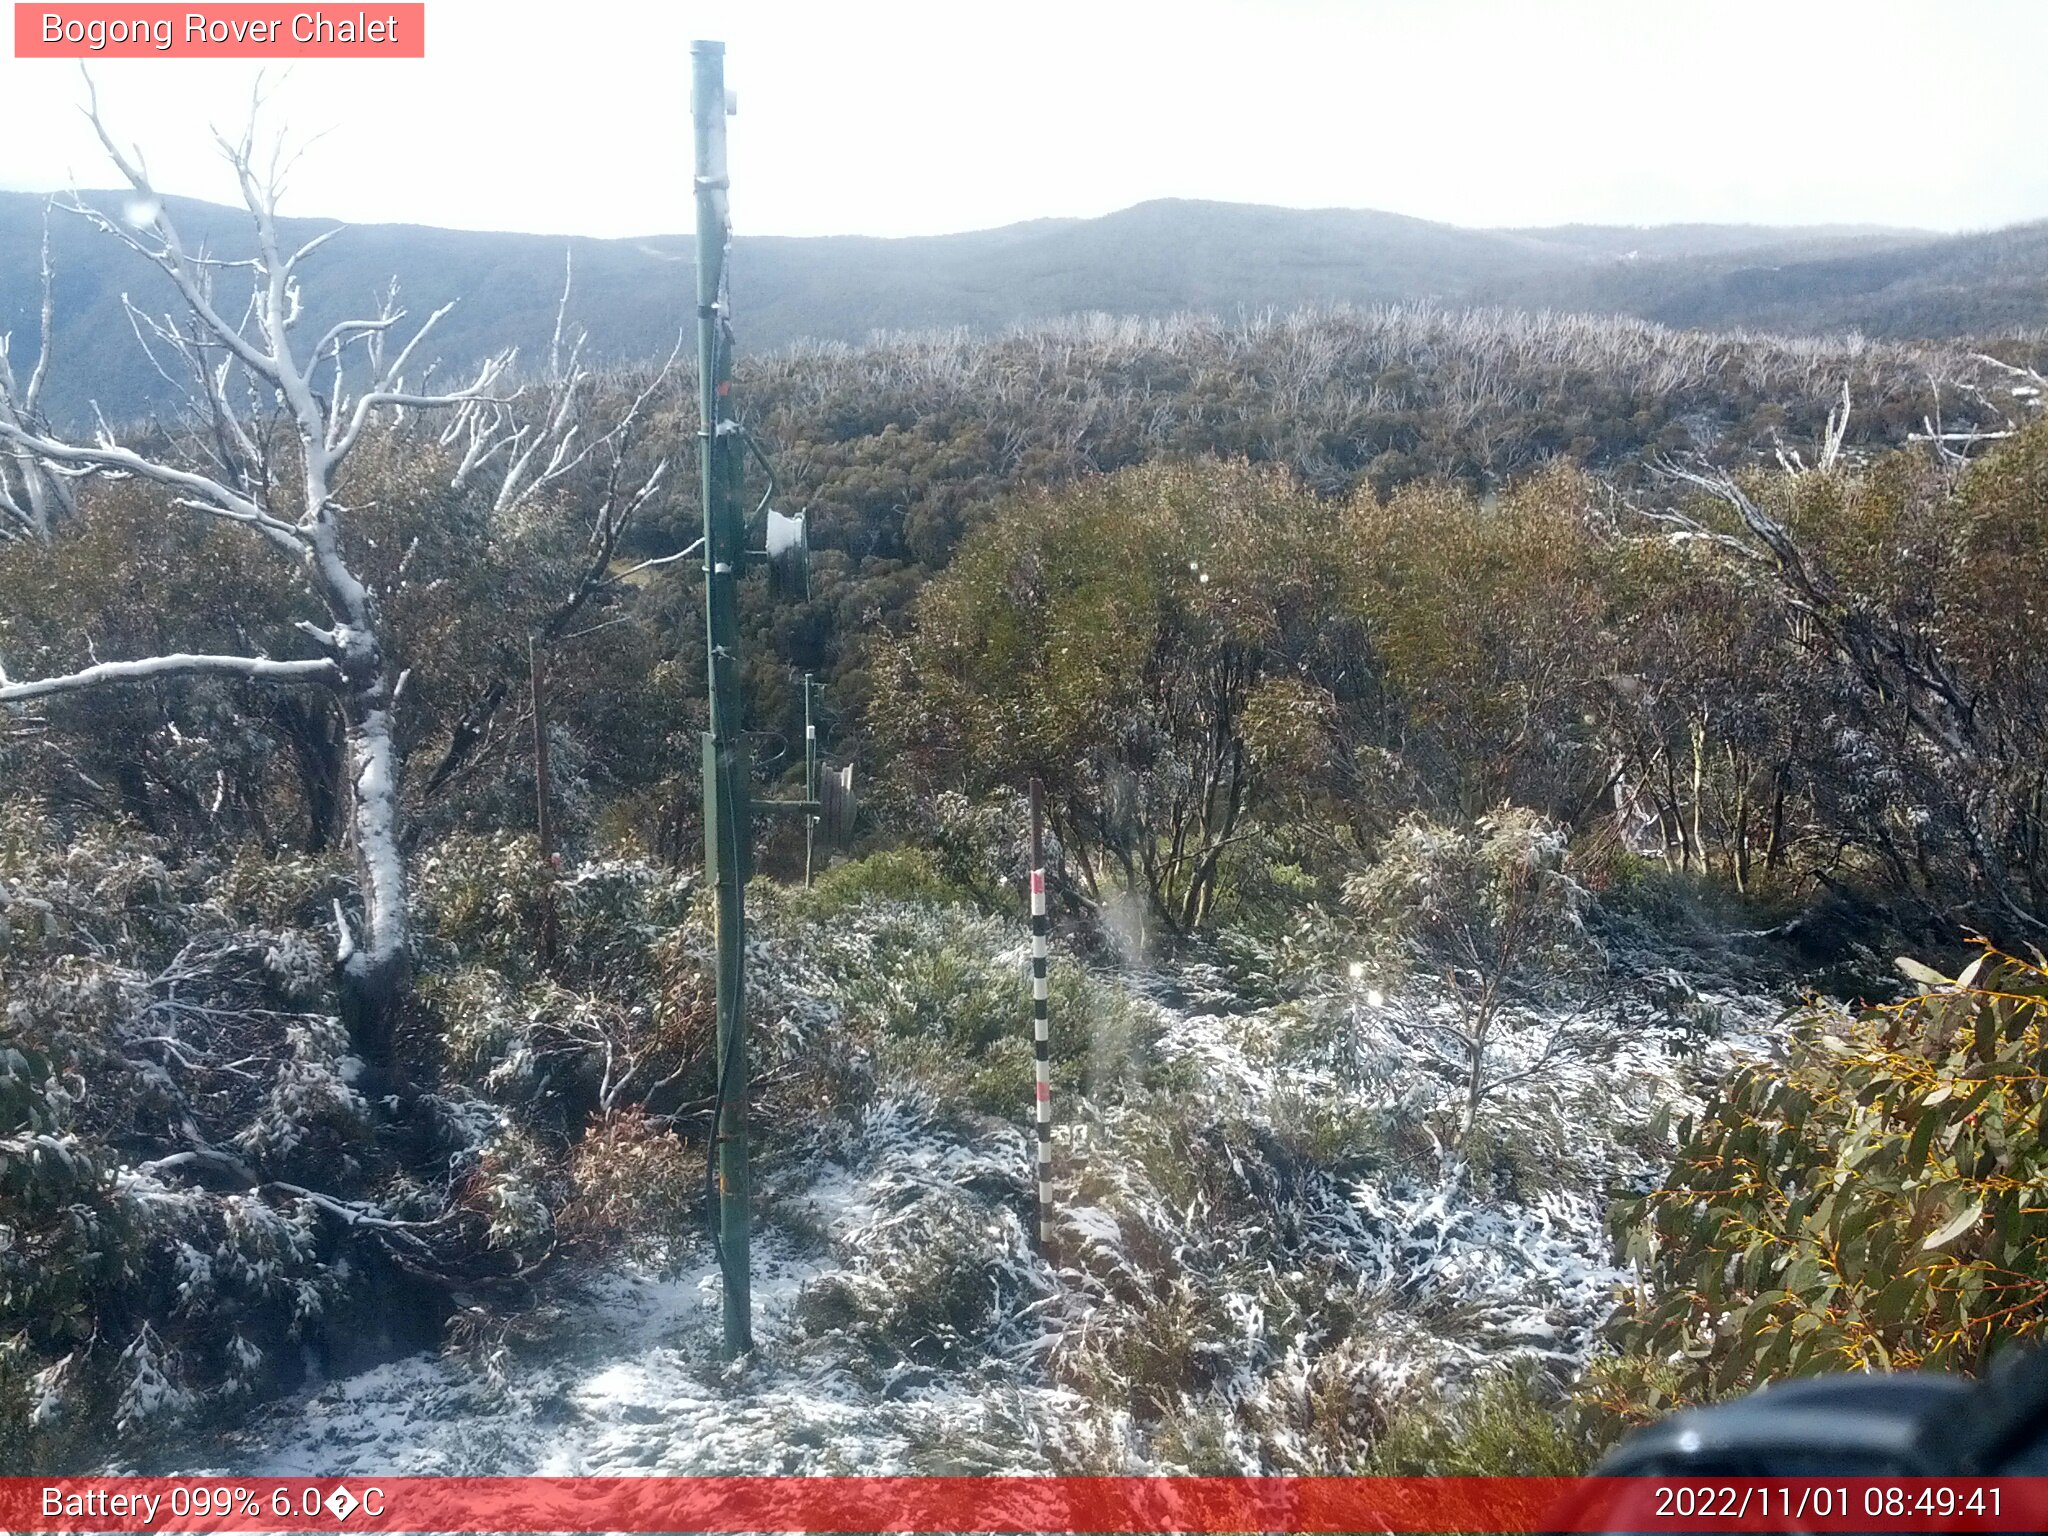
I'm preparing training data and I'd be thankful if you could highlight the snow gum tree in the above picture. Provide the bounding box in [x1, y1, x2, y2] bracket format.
[875, 458, 1370, 942]
[0, 94, 586, 1073]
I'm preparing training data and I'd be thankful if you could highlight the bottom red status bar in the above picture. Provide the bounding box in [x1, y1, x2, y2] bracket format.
[7, 1475, 2046, 1533]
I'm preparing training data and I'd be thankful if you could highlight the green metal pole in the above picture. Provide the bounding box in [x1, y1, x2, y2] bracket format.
[693, 37, 751, 1359]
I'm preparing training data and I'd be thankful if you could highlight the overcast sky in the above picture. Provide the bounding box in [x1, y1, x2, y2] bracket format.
[4, 0, 2045, 239]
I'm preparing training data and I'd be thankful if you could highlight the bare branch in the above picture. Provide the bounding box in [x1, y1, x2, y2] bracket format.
[0, 652, 342, 704]
[26, 204, 55, 413]
[0, 204, 77, 537]
[0, 417, 305, 552]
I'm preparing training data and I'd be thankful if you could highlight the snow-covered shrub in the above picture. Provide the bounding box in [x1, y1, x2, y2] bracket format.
[922, 789, 1033, 908]
[415, 832, 697, 989]
[0, 1130, 348, 1468]
[417, 842, 719, 1150]
[414, 832, 561, 977]
[796, 1185, 1036, 1373]
[1040, 1083, 1410, 1471]
[552, 857, 699, 983]
[428, 967, 630, 1122]
[770, 897, 1158, 1121]
[1345, 807, 1615, 1152]
[1152, 1332, 1389, 1475]
[1262, 1082, 1429, 1185]
[460, 1125, 557, 1256]
[0, 816, 378, 1466]
[232, 1014, 371, 1181]
[210, 847, 352, 941]
[0, 808, 185, 962]
[1206, 913, 1356, 1008]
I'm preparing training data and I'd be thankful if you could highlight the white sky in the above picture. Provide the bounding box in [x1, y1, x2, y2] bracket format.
[3, 0, 2044, 239]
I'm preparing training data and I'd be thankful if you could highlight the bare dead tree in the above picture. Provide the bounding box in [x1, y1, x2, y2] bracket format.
[414, 266, 683, 809]
[1649, 452, 2048, 940]
[0, 207, 77, 541]
[0, 88, 544, 1075]
[1905, 352, 2048, 463]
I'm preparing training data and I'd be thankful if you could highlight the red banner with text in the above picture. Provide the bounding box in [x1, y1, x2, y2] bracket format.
[14, 4, 423, 57]
[6, 1476, 2048, 1534]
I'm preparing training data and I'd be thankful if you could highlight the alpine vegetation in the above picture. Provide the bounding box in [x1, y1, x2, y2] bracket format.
[5, 77, 2048, 1484]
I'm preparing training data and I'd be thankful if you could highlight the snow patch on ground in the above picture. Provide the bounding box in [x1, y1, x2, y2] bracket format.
[197, 909, 1795, 1476]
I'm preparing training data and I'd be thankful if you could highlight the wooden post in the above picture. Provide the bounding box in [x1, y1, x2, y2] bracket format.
[804, 672, 818, 888]
[529, 634, 559, 963]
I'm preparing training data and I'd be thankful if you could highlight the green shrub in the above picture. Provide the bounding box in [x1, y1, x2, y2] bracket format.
[1611, 948, 2048, 1396]
[1369, 1363, 1600, 1475]
[788, 846, 970, 919]
[1568, 1350, 1711, 1456]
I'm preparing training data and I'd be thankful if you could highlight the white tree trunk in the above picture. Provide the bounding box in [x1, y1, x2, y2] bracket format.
[338, 688, 409, 1074]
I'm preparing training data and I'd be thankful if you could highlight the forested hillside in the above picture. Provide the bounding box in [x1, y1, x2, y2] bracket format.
[7, 141, 2048, 1482]
[6, 187, 2043, 426]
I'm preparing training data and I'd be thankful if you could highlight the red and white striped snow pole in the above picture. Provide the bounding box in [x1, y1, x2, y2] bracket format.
[1029, 777, 1053, 1253]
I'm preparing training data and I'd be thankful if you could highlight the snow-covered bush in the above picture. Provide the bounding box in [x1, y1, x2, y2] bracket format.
[763, 894, 1159, 1122]
[796, 1186, 1033, 1372]
[463, 1125, 557, 1256]
[1150, 1332, 1389, 1475]
[1345, 807, 1617, 1153]
[416, 835, 721, 1148]
[1035, 1078, 1414, 1473]
[232, 1014, 371, 1181]
[414, 831, 696, 986]
[0, 815, 375, 1467]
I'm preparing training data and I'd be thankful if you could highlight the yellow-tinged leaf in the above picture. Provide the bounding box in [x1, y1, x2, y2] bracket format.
[1897, 956, 1952, 990]
[1921, 1201, 1985, 1251]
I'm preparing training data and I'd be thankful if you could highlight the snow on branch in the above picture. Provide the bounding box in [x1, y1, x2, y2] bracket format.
[0, 652, 343, 704]
[446, 252, 685, 518]
[0, 204, 78, 540]
[34, 80, 512, 542]
[0, 418, 308, 553]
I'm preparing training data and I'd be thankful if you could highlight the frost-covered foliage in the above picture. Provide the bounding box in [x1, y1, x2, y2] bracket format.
[187, 877, 1780, 1481]
[0, 809, 368, 1467]
[1345, 808, 1618, 1150]
[755, 879, 1159, 1122]
[0, 812, 770, 1469]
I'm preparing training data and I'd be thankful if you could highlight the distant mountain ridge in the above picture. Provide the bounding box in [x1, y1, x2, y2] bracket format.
[2, 190, 2041, 425]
